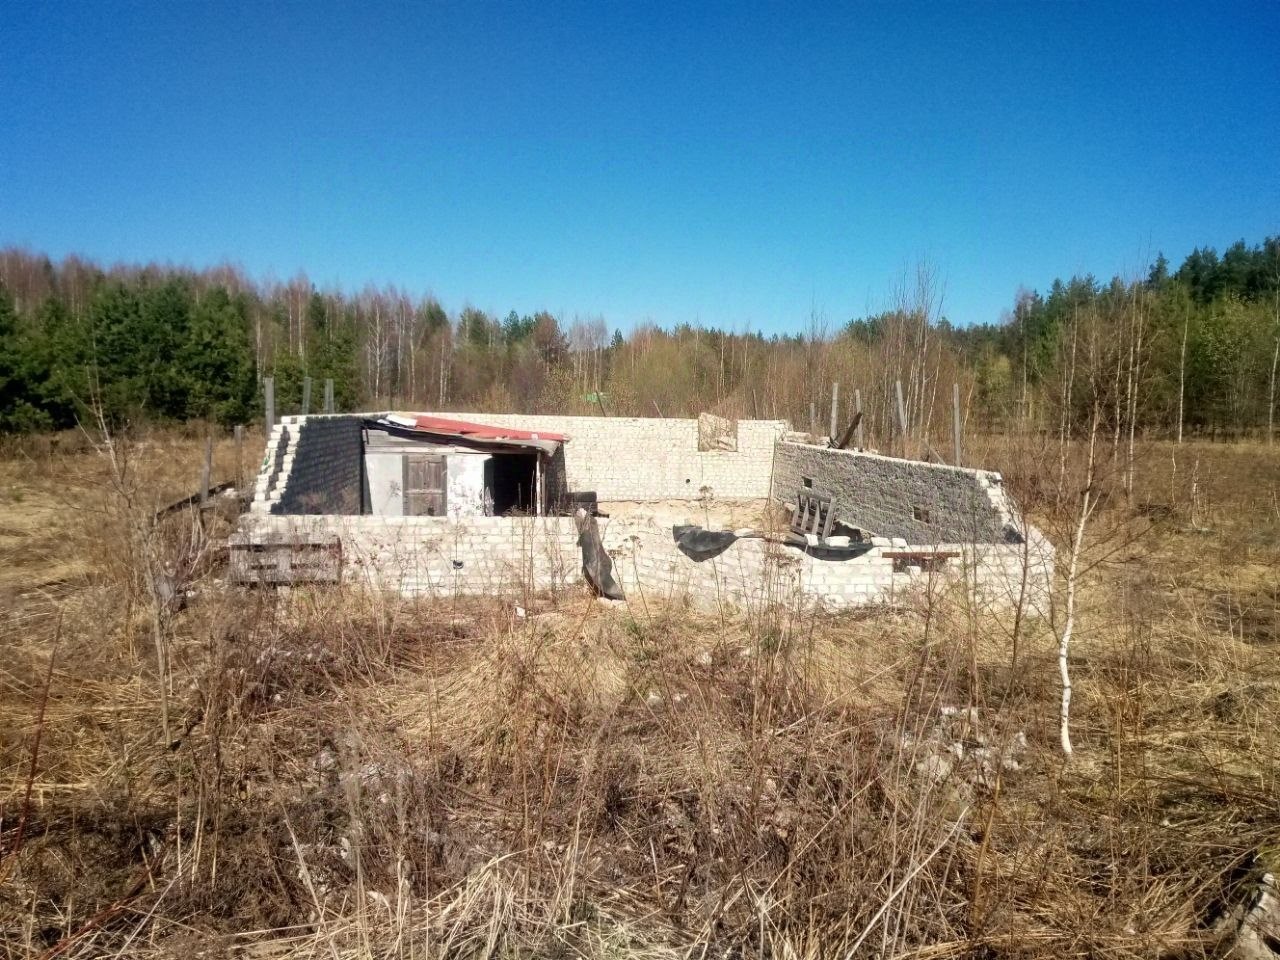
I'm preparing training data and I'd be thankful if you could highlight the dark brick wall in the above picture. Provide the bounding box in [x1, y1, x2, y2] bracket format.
[771, 441, 1022, 544]
[273, 416, 364, 515]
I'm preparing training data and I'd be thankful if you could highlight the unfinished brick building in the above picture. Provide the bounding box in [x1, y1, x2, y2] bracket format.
[231, 412, 1054, 613]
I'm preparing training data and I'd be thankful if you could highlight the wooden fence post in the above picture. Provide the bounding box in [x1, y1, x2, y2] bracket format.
[953, 382, 963, 467]
[855, 388, 864, 448]
[894, 380, 909, 456]
[829, 382, 839, 440]
[199, 436, 213, 506]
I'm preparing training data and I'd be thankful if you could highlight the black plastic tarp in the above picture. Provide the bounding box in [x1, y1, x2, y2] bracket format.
[576, 511, 624, 600]
[672, 525, 740, 561]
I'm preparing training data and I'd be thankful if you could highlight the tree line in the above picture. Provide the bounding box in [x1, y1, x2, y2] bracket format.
[1, 240, 1277, 445]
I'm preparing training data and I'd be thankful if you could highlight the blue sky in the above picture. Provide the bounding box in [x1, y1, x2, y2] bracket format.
[2, 2, 1277, 332]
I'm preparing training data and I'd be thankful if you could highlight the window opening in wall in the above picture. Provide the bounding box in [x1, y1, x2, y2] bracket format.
[697, 412, 738, 451]
[912, 504, 931, 523]
[802, 477, 814, 488]
[405, 455, 447, 516]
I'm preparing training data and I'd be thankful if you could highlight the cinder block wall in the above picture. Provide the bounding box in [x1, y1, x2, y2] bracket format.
[771, 441, 1021, 544]
[599, 513, 1054, 616]
[273, 416, 364, 515]
[419, 413, 788, 500]
[239, 514, 581, 597]
[236, 510, 1053, 614]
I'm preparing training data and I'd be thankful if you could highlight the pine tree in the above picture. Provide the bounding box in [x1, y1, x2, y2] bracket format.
[0, 285, 52, 432]
[180, 288, 256, 423]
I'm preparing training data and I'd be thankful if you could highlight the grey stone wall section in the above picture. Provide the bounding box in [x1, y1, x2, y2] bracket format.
[273, 416, 364, 515]
[771, 441, 1022, 544]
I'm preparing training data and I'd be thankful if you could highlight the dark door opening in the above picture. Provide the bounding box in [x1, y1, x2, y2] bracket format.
[486, 454, 537, 514]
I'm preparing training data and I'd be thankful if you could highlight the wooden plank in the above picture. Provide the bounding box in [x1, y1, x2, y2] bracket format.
[229, 539, 342, 584]
[855, 388, 864, 447]
[153, 480, 236, 522]
[835, 411, 862, 450]
[405, 454, 446, 516]
[791, 490, 835, 539]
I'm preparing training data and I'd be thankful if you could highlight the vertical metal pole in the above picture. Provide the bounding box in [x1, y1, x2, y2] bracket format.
[199, 436, 213, 505]
[894, 380, 908, 456]
[302, 376, 312, 416]
[234, 425, 244, 489]
[264, 377, 275, 436]
[829, 382, 839, 440]
[953, 382, 963, 467]
[854, 388, 864, 448]
[324, 379, 335, 414]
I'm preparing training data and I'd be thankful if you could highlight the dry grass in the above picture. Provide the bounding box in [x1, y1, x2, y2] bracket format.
[1, 430, 1278, 959]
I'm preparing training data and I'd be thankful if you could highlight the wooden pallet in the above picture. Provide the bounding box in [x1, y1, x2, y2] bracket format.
[229, 537, 342, 584]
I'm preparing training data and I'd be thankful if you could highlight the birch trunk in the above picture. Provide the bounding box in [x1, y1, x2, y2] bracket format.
[1060, 407, 1100, 758]
[1269, 289, 1279, 445]
[1177, 306, 1189, 444]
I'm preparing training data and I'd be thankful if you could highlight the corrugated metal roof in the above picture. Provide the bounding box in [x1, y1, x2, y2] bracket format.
[410, 415, 568, 443]
[369, 414, 566, 455]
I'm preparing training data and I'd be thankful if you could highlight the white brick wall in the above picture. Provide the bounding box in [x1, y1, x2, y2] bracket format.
[239, 514, 581, 598]
[597, 514, 1054, 615]
[236, 509, 1052, 614]
[418, 412, 788, 501]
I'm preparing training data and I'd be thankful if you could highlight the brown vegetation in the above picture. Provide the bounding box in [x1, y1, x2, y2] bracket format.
[1, 430, 1278, 958]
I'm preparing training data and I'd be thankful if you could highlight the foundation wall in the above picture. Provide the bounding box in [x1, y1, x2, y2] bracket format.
[771, 440, 1021, 543]
[234, 509, 1052, 614]
[234, 509, 1053, 614]
[598, 513, 1054, 616]
[237, 514, 582, 597]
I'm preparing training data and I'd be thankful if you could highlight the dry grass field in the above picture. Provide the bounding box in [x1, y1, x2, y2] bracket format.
[0, 427, 1277, 959]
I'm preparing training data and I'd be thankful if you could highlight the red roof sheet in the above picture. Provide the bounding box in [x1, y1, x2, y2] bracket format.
[412, 415, 568, 443]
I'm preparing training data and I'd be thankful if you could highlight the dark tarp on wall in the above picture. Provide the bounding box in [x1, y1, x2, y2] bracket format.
[575, 510, 624, 600]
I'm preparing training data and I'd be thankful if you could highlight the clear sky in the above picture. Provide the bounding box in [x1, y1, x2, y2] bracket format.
[2, 1, 1277, 332]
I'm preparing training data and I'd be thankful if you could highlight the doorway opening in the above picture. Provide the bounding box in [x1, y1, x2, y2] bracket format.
[486, 454, 538, 514]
